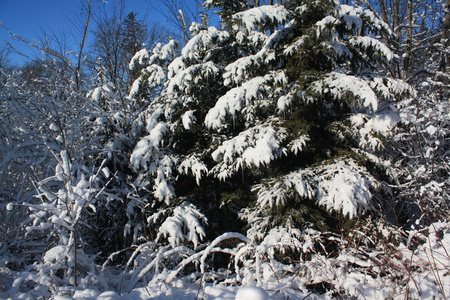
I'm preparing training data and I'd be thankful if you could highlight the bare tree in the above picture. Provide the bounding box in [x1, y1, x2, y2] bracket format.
[1, 0, 93, 92]
[89, 1, 162, 96]
[0, 47, 12, 86]
[354, 0, 447, 80]
[0, 47, 10, 68]
[90, 0, 126, 93]
[152, 0, 204, 45]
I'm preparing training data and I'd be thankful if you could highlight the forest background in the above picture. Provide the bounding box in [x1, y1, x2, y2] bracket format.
[0, 0, 449, 299]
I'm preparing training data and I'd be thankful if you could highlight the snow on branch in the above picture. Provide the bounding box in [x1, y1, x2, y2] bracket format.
[350, 109, 401, 151]
[223, 27, 293, 86]
[205, 71, 287, 130]
[153, 154, 179, 204]
[223, 50, 270, 86]
[335, 5, 364, 33]
[167, 61, 221, 95]
[210, 122, 288, 180]
[252, 169, 316, 211]
[335, 4, 392, 36]
[129, 49, 150, 71]
[316, 158, 378, 218]
[129, 40, 178, 71]
[181, 110, 196, 130]
[87, 83, 120, 103]
[349, 36, 396, 63]
[311, 72, 379, 110]
[315, 16, 339, 38]
[26, 151, 104, 245]
[178, 154, 208, 185]
[241, 157, 379, 240]
[181, 26, 229, 61]
[156, 39, 178, 62]
[232, 5, 290, 35]
[155, 202, 207, 249]
[324, 40, 353, 59]
[130, 122, 169, 171]
[241, 169, 316, 241]
[288, 134, 310, 155]
[129, 64, 165, 98]
[130, 122, 179, 203]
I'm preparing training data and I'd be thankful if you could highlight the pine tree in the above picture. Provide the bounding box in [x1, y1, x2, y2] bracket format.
[122, 12, 148, 85]
[90, 8, 154, 96]
[204, 0, 252, 27]
[128, 0, 412, 246]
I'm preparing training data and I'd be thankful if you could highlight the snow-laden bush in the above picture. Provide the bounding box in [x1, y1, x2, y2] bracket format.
[19, 220, 442, 299]
[392, 77, 449, 221]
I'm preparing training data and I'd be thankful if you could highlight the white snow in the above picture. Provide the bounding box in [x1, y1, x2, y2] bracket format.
[181, 26, 229, 60]
[210, 123, 288, 180]
[242, 169, 316, 241]
[129, 49, 150, 70]
[232, 5, 290, 34]
[167, 62, 220, 95]
[222, 26, 293, 87]
[349, 36, 395, 62]
[426, 124, 437, 135]
[235, 286, 269, 300]
[167, 56, 186, 79]
[283, 35, 307, 56]
[311, 72, 379, 110]
[3, 2, 447, 300]
[87, 83, 119, 103]
[49, 122, 60, 131]
[288, 134, 309, 155]
[178, 154, 208, 185]
[181, 110, 196, 130]
[205, 72, 287, 130]
[129, 79, 141, 98]
[6, 222, 450, 299]
[335, 5, 364, 33]
[145, 64, 166, 87]
[316, 158, 377, 218]
[351, 110, 401, 150]
[155, 202, 207, 249]
[130, 122, 169, 170]
[157, 39, 178, 62]
[315, 15, 339, 37]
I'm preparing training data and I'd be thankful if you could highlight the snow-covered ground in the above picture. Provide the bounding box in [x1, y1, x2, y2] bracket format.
[1, 221, 449, 300]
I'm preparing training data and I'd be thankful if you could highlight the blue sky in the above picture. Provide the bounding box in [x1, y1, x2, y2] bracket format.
[0, 0, 211, 65]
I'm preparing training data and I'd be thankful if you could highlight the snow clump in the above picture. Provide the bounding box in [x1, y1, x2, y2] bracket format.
[235, 286, 269, 300]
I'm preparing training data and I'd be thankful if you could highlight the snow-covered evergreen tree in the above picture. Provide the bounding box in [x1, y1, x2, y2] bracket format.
[128, 0, 413, 244]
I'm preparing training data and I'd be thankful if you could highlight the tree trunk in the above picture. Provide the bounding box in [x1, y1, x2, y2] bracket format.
[76, 0, 92, 93]
[445, 0, 450, 41]
[441, 0, 450, 72]
[72, 230, 78, 287]
[378, 0, 389, 24]
[393, 0, 400, 38]
[403, 0, 413, 79]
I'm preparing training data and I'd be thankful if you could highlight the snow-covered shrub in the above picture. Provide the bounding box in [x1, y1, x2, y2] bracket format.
[38, 245, 107, 290]
[96, 220, 449, 299]
[392, 76, 449, 222]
